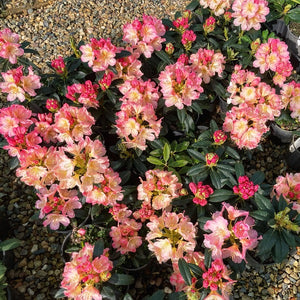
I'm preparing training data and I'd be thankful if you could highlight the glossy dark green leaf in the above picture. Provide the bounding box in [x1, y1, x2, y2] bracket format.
[210, 169, 222, 189]
[209, 189, 234, 203]
[250, 171, 265, 185]
[282, 229, 296, 248]
[92, 239, 104, 259]
[235, 162, 245, 178]
[54, 288, 66, 299]
[155, 50, 174, 64]
[278, 194, 288, 211]
[186, 0, 199, 11]
[0, 238, 21, 251]
[287, 7, 300, 22]
[8, 157, 19, 170]
[188, 263, 204, 277]
[250, 210, 271, 221]
[216, 163, 235, 173]
[101, 286, 116, 300]
[178, 258, 192, 286]
[187, 164, 208, 177]
[148, 290, 165, 300]
[108, 274, 135, 286]
[177, 109, 187, 124]
[225, 146, 240, 160]
[257, 229, 277, 255]
[168, 160, 189, 168]
[187, 149, 206, 161]
[254, 193, 274, 212]
[115, 50, 132, 59]
[175, 141, 190, 152]
[273, 234, 289, 263]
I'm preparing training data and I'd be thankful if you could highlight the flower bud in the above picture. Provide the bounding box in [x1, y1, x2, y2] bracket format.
[205, 153, 219, 167]
[213, 130, 227, 145]
[203, 16, 216, 35]
[46, 98, 60, 113]
[165, 43, 174, 55]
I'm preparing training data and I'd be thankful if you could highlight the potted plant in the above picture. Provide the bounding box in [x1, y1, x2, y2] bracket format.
[0, 0, 300, 299]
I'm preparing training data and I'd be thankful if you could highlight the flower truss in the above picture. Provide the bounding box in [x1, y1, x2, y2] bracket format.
[0, 0, 300, 298]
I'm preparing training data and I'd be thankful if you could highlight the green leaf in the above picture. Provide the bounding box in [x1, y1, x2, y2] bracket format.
[177, 109, 187, 124]
[235, 162, 245, 178]
[149, 149, 162, 157]
[162, 18, 175, 29]
[187, 149, 205, 161]
[92, 239, 104, 259]
[186, 0, 199, 11]
[123, 293, 134, 300]
[257, 229, 277, 255]
[287, 7, 300, 22]
[216, 163, 235, 174]
[281, 229, 296, 248]
[115, 50, 132, 59]
[204, 248, 212, 269]
[54, 288, 66, 299]
[225, 146, 240, 160]
[163, 143, 171, 162]
[0, 238, 21, 251]
[178, 258, 192, 286]
[273, 234, 289, 263]
[106, 89, 118, 104]
[250, 171, 265, 185]
[278, 194, 288, 211]
[210, 119, 219, 133]
[133, 158, 148, 174]
[148, 290, 165, 300]
[155, 50, 174, 64]
[147, 156, 164, 166]
[101, 286, 116, 300]
[175, 141, 190, 152]
[187, 164, 208, 177]
[254, 193, 274, 212]
[188, 263, 204, 277]
[209, 189, 234, 203]
[168, 160, 189, 168]
[184, 114, 195, 132]
[250, 210, 271, 221]
[108, 274, 135, 286]
[210, 169, 222, 189]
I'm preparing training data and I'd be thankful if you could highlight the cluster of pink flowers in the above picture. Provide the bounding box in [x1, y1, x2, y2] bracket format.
[98, 71, 114, 91]
[66, 80, 99, 108]
[190, 48, 225, 84]
[233, 175, 259, 200]
[181, 30, 196, 51]
[51, 56, 66, 75]
[61, 243, 113, 300]
[122, 15, 166, 58]
[189, 181, 214, 206]
[80, 38, 117, 72]
[0, 66, 42, 102]
[0, 28, 24, 64]
[280, 81, 300, 121]
[253, 38, 293, 86]
[146, 211, 197, 263]
[159, 61, 203, 109]
[110, 216, 143, 254]
[202, 259, 235, 300]
[0, 103, 124, 229]
[114, 47, 143, 80]
[137, 169, 183, 210]
[115, 78, 161, 150]
[204, 203, 260, 263]
[232, 0, 269, 31]
[272, 173, 300, 213]
[173, 16, 190, 33]
[199, 0, 231, 16]
[223, 65, 283, 149]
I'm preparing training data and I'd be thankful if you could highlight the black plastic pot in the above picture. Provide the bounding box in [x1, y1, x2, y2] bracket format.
[270, 122, 294, 144]
[286, 136, 300, 172]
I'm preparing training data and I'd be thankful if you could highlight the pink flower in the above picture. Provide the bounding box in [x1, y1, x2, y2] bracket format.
[272, 173, 300, 213]
[66, 80, 99, 108]
[98, 71, 114, 91]
[199, 0, 231, 16]
[115, 102, 161, 150]
[123, 15, 166, 58]
[204, 203, 260, 263]
[280, 81, 300, 122]
[51, 56, 66, 74]
[189, 182, 214, 206]
[146, 211, 197, 263]
[253, 38, 292, 86]
[0, 28, 24, 64]
[233, 175, 259, 199]
[190, 49, 225, 84]
[61, 244, 113, 299]
[137, 169, 182, 210]
[80, 38, 117, 72]
[159, 62, 203, 109]
[53, 103, 95, 144]
[173, 17, 189, 33]
[110, 218, 142, 254]
[181, 30, 196, 51]
[232, 0, 269, 31]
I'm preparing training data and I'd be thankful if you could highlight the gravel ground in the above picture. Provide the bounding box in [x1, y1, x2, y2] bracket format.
[0, 0, 300, 299]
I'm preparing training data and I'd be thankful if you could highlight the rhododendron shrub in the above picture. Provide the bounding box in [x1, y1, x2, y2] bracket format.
[0, 0, 300, 298]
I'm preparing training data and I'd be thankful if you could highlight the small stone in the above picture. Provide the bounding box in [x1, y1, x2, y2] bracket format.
[34, 260, 42, 268]
[18, 258, 27, 268]
[164, 287, 172, 294]
[30, 244, 38, 253]
[27, 288, 34, 296]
